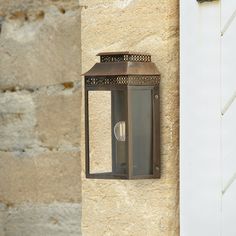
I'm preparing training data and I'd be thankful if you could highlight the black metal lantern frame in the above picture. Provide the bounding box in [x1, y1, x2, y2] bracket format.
[84, 52, 160, 179]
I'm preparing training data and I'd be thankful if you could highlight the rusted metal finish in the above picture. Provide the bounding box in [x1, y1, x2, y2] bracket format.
[99, 53, 151, 63]
[83, 52, 160, 77]
[153, 86, 161, 178]
[97, 51, 151, 56]
[85, 76, 160, 87]
[84, 52, 161, 179]
[197, 0, 218, 3]
[84, 62, 159, 77]
[97, 52, 151, 63]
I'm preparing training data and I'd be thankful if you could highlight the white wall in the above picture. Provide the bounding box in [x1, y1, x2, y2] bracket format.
[180, 1, 222, 235]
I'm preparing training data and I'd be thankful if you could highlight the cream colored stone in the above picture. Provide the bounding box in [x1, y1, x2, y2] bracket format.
[34, 87, 81, 150]
[0, 0, 179, 235]
[0, 85, 82, 154]
[81, 0, 179, 235]
[0, 0, 81, 13]
[0, 91, 37, 151]
[0, 202, 81, 236]
[0, 151, 81, 204]
[88, 91, 112, 173]
[0, 5, 81, 90]
[0, 1, 82, 235]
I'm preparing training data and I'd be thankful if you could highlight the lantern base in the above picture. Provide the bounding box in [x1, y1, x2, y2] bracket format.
[86, 172, 127, 179]
[86, 172, 159, 180]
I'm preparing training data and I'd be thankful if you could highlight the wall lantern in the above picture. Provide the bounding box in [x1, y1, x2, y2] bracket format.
[84, 52, 160, 179]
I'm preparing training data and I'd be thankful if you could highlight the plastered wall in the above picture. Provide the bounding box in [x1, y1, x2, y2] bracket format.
[0, 1, 82, 235]
[81, 0, 179, 235]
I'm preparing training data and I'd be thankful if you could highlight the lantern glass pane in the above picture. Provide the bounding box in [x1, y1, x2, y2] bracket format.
[88, 91, 112, 174]
[88, 89, 128, 178]
[111, 90, 128, 176]
[128, 86, 153, 176]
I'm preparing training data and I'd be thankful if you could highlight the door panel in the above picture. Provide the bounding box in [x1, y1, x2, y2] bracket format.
[180, 1, 221, 235]
[221, 2, 236, 235]
[222, 104, 236, 189]
[181, 1, 236, 235]
[221, 17, 236, 107]
[221, 0, 236, 33]
[222, 184, 236, 236]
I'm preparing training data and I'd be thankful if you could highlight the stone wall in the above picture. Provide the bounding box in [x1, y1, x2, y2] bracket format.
[0, 0, 179, 235]
[81, 0, 179, 236]
[0, 1, 82, 235]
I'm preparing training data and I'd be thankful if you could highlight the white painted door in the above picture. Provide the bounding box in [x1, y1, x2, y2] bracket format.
[221, 2, 236, 236]
[181, 1, 236, 235]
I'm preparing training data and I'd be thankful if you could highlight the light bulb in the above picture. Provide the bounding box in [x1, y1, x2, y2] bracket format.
[114, 121, 126, 142]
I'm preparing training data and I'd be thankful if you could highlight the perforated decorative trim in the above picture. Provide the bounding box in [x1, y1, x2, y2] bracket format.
[85, 76, 160, 86]
[100, 54, 151, 63]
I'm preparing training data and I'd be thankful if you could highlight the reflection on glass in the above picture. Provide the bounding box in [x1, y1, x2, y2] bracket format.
[129, 87, 153, 176]
[111, 90, 128, 175]
[114, 121, 126, 142]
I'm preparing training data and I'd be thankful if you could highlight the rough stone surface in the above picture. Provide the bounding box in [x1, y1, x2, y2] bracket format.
[34, 83, 81, 151]
[0, 3, 81, 89]
[0, 0, 179, 235]
[0, 84, 81, 153]
[0, 151, 81, 204]
[0, 1, 82, 235]
[0, 91, 37, 151]
[81, 0, 179, 235]
[0, 202, 81, 236]
[88, 91, 112, 173]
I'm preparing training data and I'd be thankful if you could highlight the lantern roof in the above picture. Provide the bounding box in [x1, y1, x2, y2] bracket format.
[96, 51, 151, 56]
[83, 51, 160, 77]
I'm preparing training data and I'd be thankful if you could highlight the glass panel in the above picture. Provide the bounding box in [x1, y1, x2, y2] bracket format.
[111, 90, 128, 175]
[88, 90, 128, 177]
[129, 87, 153, 176]
[88, 91, 112, 174]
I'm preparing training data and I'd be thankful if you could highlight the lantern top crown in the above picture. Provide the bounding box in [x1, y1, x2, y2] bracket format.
[97, 51, 152, 63]
[83, 51, 160, 77]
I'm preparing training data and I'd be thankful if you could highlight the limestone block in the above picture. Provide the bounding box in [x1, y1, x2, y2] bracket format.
[0, 0, 80, 13]
[80, 0, 179, 235]
[0, 151, 81, 204]
[34, 86, 81, 150]
[0, 85, 81, 153]
[0, 202, 81, 236]
[0, 91, 37, 151]
[0, 1, 82, 235]
[0, 6, 81, 90]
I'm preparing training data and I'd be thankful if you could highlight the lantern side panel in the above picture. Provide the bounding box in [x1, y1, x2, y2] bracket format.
[86, 87, 128, 179]
[128, 86, 153, 178]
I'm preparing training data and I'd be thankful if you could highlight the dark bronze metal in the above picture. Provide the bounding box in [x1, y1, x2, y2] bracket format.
[84, 52, 161, 179]
[84, 52, 159, 77]
[85, 76, 159, 87]
[197, 0, 217, 3]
